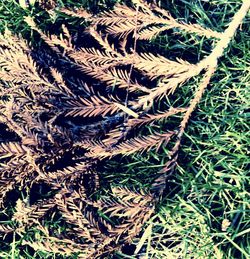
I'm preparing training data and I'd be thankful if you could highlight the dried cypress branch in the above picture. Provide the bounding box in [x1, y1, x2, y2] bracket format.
[0, 0, 249, 258]
[65, 94, 124, 117]
[0, 224, 14, 235]
[60, 7, 92, 19]
[88, 2, 222, 39]
[13, 198, 56, 228]
[85, 131, 175, 158]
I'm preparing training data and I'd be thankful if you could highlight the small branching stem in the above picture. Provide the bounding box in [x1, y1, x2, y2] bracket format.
[168, 0, 250, 158]
[200, 0, 250, 69]
[170, 66, 216, 157]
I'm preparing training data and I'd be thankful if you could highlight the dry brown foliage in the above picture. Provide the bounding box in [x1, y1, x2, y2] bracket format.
[0, 0, 249, 257]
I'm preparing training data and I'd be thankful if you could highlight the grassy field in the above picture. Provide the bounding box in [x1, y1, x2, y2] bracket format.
[0, 0, 249, 258]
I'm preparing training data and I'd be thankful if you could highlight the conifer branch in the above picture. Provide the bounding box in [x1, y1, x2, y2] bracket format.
[0, 1, 249, 257]
[86, 131, 175, 158]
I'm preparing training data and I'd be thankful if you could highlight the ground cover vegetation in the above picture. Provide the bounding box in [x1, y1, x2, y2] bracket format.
[0, 0, 249, 258]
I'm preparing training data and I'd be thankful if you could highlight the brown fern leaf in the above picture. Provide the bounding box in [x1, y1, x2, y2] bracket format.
[86, 131, 175, 158]
[91, 3, 222, 39]
[79, 66, 150, 93]
[12, 198, 56, 227]
[25, 17, 68, 54]
[65, 95, 122, 117]
[50, 68, 75, 97]
[99, 187, 153, 218]
[55, 194, 96, 242]
[0, 162, 35, 207]
[0, 1, 249, 258]
[126, 107, 187, 127]
[99, 187, 154, 242]
[0, 142, 32, 159]
[135, 53, 197, 80]
[55, 193, 112, 244]
[68, 48, 125, 68]
[102, 107, 185, 149]
[60, 7, 92, 19]
[46, 162, 89, 180]
[112, 186, 154, 206]
[24, 18, 150, 94]
[87, 27, 119, 55]
[136, 67, 202, 110]
[0, 159, 29, 187]
[112, 205, 153, 243]
[0, 224, 14, 234]
[0, 48, 48, 87]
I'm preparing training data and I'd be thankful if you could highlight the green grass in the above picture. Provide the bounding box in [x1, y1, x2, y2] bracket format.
[0, 0, 249, 258]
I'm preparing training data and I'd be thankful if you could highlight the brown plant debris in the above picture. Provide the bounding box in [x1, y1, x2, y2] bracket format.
[0, 0, 249, 257]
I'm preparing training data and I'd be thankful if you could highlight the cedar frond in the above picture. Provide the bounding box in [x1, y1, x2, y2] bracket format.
[60, 7, 92, 19]
[136, 67, 202, 110]
[112, 186, 154, 206]
[99, 186, 154, 242]
[151, 155, 178, 196]
[92, 3, 222, 39]
[88, 27, 119, 55]
[0, 224, 14, 234]
[138, 24, 171, 40]
[126, 107, 187, 127]
[24, 17, 68, 53]
[0, 1, 249, 257]
[68, 48, 124, 68]
[0, 142, 32, 159]
[46, 162, 89, 180]
[55, 193, 111, 242]
[99, 107, 185, 147]
[65, 95, 121, 117]
[21, 126, 40, 147]
[50, 68, 75, 97]
[80, 66, 150, 93]
[169, 66, 217, 159]
[91, 5, 139, 27]
[55, 194, 96, 241]
[0, 162, 34, 207]
[12, 198, 56, 227]
[135, 53, 197, 80]
[86, 131, 175, 158]
[0, 31, 29, 52]
[111, 205, 153, 243]
[99, 187, 153, 218]
[0, 43, 51, 88]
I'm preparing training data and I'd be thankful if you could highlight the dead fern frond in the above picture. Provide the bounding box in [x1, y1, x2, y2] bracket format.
[60, 7, 92, 19]
[55, 194, 96, 242]
[91, 3, 222, 39]
[46, 162, 89, 180]
[86, 131, 175, 158]
[65, 95, 122, 117]
[0, 142, 31, 159]
[13, 198, 56, 227]
[0, 224, 14, 234]
[126, 107, 187, 127]
[135, 53, 197, 80]
[101, 186, 155, 242]
[1, 0, 249, 257]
